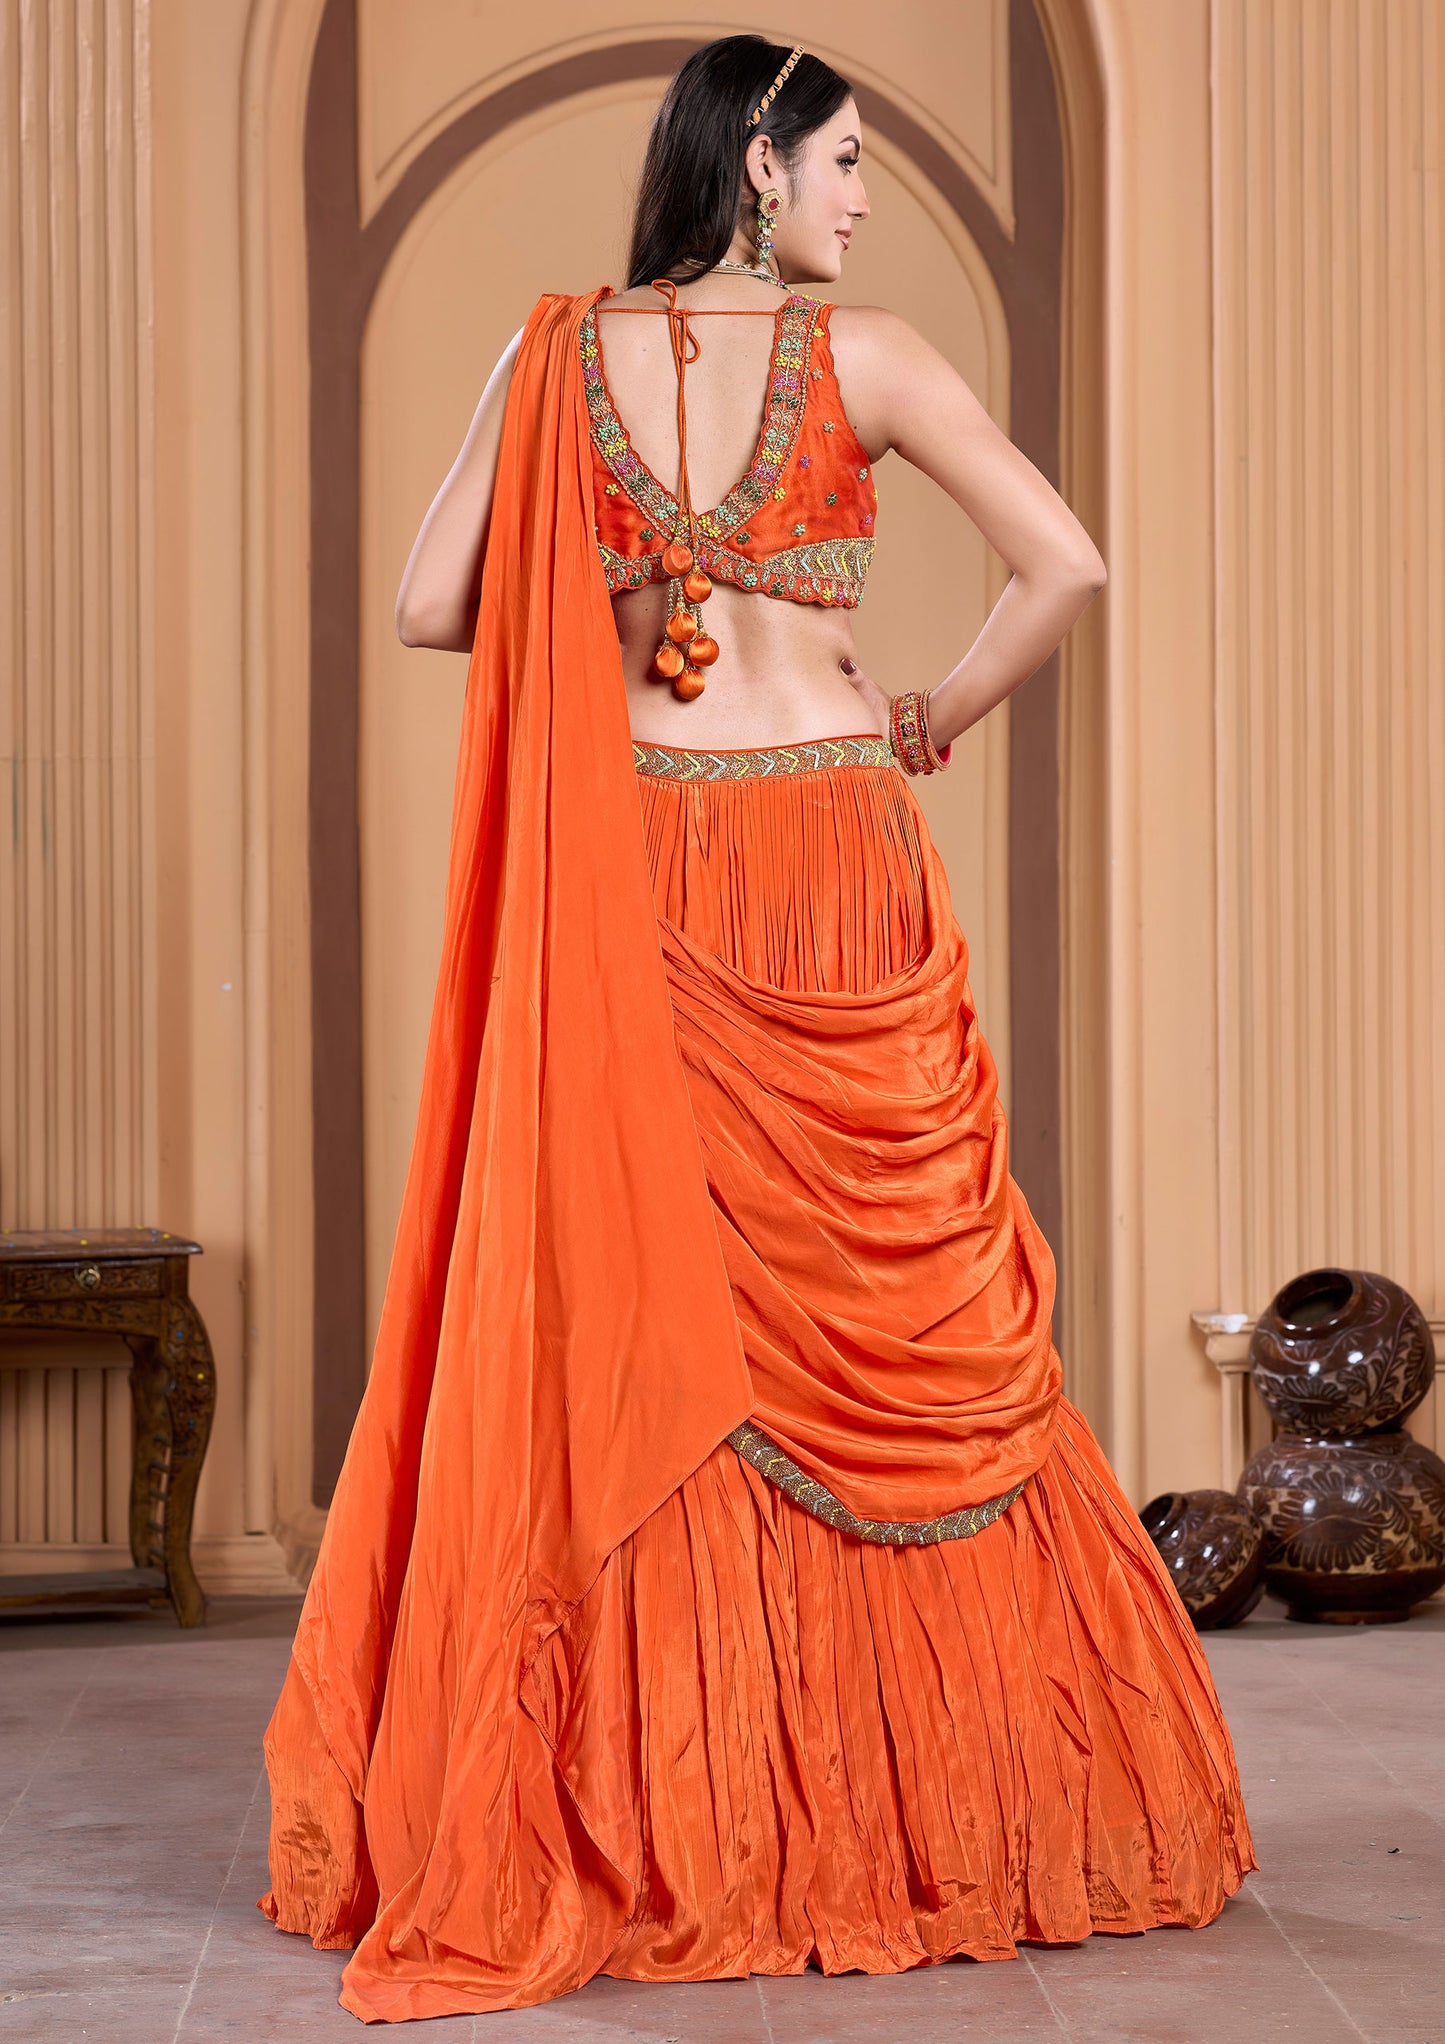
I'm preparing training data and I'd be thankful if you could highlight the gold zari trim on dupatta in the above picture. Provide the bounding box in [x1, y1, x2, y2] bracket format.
[632, 733, 895, 780]
[727, 1420, 1029, 1546]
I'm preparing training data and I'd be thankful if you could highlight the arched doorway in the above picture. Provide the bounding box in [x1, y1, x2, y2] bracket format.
[251, 1, 1109, 1521]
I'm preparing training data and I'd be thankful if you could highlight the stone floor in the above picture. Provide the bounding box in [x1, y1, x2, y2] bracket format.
[1, 1588, 1442, 2043]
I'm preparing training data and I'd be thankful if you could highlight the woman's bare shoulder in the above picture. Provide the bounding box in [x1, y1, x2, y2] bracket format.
[824, 302, 1105, 583]
[825, 302, 941, 369]
[822, 304, 959, 460]
[595, 282, 656, 310]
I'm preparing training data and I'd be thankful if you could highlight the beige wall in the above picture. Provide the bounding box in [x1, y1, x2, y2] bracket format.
[1205, 0, 1445, 1475]
[2, 0, 1442, 1586]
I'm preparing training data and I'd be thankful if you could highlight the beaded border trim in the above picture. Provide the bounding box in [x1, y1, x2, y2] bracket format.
[580, 294, 818, 543]
[727, 1419, 1029, 1546]
[633, 734, 894, 780]
[597, 534, 874, 607]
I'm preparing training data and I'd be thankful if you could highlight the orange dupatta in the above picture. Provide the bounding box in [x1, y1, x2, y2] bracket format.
[258, 286, 753, 1975]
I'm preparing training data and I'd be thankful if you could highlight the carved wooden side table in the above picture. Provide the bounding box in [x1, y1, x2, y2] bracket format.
[0, 1227, 216, 1626]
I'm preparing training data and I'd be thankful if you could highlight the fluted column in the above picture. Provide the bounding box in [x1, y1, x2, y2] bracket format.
[1210, 0, 1445, 1451]
[0, 0, 155, 1235]
[0, 0, 156, 1554]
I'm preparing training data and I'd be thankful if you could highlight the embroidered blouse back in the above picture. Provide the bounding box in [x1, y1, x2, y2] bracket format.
[581, 286, 877, 609]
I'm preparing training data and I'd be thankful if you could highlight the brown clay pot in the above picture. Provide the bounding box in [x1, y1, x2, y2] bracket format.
[1140, 1488, 1267, 1629]
[1249, 1266, 1434, 1437]
[1238, 1429, 1445, 1623]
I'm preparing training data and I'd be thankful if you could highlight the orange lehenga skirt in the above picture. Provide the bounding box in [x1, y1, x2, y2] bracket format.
[517, 732, 1256, 1982]
[263, 727, 1257, 2021]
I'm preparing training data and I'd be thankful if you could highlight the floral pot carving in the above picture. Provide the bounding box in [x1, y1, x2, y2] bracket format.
[1238, 1429, 1445, 1623]
[1140, 1489, 1266, 1629]
[1249, 1266, 1433, 1437]
[1241, 1266, 1445, 1622]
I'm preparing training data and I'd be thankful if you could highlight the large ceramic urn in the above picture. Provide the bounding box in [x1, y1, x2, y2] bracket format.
[1238, 1267, 1445, 1623]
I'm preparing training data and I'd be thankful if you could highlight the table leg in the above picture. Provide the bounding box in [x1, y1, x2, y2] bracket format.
[127, 1338, 170, 1579]
[125, 1300, 216, 1627]
[161, 1299, 216, 1626]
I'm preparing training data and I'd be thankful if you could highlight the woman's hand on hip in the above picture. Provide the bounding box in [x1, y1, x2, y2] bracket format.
[839, 656, 893, 739]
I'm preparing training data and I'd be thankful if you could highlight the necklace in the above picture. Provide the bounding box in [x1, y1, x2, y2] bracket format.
[711, 256, 790, 288]
[673, 254, 791, 292]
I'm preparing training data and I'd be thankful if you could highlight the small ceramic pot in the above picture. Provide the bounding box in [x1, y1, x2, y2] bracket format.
[1249, 1267, 1434, 1437]
[1139, 1488, 1267, 1629]
[1238, 1429, 1445, 1623]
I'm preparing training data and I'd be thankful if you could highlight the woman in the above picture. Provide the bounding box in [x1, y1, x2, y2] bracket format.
[258, 34, 1256, 2024]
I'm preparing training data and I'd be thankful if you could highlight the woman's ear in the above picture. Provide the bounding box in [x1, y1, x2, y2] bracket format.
[743, 131, 775, 198]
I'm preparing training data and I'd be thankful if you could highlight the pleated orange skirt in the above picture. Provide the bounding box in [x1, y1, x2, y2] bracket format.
[515, 733, 1258, 1984]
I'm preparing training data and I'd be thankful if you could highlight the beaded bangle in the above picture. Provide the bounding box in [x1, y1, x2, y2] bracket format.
[888, 688, 952, 775]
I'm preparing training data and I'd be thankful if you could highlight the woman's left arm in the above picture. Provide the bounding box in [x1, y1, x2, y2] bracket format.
[395, 324, 525, 654]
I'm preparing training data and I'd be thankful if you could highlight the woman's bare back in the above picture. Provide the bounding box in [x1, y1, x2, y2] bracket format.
[395, 281, 1102, 755]
[592, 280, 881, 748]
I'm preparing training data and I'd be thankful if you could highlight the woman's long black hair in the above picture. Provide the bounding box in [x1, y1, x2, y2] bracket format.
[626, 36, 853, 289]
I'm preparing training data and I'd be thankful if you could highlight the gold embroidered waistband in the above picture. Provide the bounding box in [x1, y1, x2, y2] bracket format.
[632, 733, 896, 781]
[726, 1419, 1029, 1546]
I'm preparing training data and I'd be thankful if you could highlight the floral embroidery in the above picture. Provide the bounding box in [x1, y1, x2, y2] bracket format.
[585, 292, 877, 610]
[595, 539, 658, 589]
[580, 292, 816, 541]
[711, 535, 872, 605]
[596, 531, 873, 606]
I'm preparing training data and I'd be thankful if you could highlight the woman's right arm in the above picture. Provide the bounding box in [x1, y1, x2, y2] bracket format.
[394, 325, 525, 653]
[829, 306, 1105, 749]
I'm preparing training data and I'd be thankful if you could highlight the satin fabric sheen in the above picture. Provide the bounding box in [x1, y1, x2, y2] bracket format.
[536, 1414, 1256, 1986]
[256, 292, 1254, 2022]
[640, 756, 1060, 1523]
[257, 289, 759, 1998]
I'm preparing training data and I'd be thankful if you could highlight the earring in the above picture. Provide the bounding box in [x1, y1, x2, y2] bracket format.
[755, 187, 782, 267]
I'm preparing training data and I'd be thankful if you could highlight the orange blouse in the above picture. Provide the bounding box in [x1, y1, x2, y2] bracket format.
[580, 285, 877, 608]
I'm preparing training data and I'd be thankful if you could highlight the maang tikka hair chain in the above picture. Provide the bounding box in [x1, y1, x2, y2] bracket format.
[745, 45, 803, 129]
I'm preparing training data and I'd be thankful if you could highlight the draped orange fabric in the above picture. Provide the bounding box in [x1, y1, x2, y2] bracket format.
[257, 285, 758, 1964]
[257, 287, 1254, 2022]
[645, 757, 1061, 1523]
